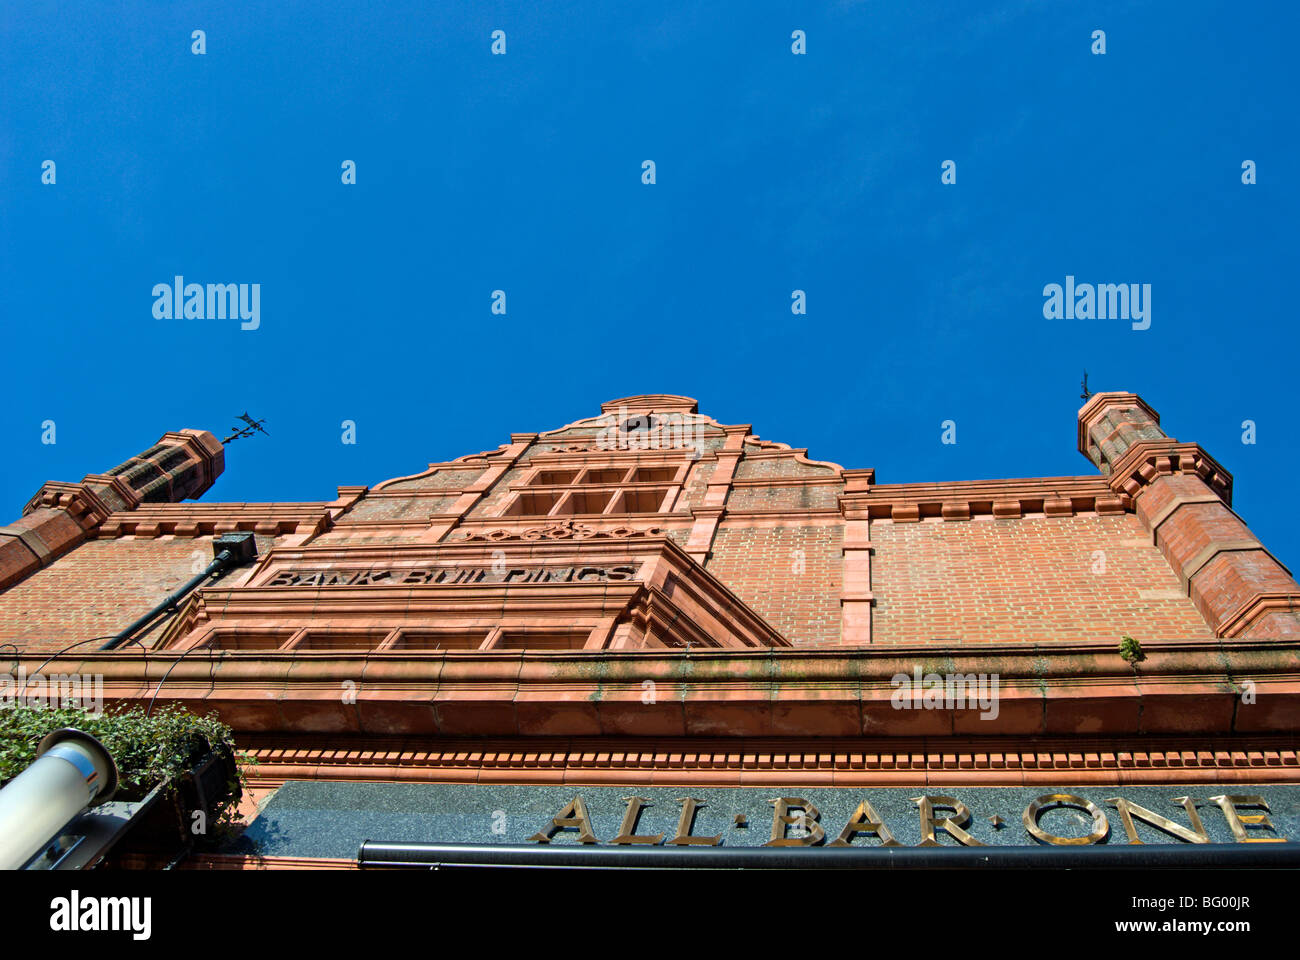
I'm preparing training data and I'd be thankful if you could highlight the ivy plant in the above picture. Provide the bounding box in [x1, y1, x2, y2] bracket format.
[0, 703, 252, 836]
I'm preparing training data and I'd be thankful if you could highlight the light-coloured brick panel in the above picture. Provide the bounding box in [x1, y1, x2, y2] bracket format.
[871, 514, 1215, 643]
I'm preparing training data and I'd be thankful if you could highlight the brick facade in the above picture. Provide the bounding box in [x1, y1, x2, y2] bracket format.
[871, 514, 1214, 644]
[3, 392, 1295, 659]
[4, 391, 1300, 865]
[0, 535, 281, 652]
[707, 523, 844, 645]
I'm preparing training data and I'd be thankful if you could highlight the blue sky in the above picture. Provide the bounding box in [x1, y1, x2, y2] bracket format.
[2, 1, 1297, 570]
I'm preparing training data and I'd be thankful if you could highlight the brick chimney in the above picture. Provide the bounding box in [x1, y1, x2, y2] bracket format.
[1079, 392, 1300, 639]
[0, 429, 224, 591]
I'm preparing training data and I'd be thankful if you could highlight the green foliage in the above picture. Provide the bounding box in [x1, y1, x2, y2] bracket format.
[1119, 633, 1146, 664]
[0, 703, 248, 815]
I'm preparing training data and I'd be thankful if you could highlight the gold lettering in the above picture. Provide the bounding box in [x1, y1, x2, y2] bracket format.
[765, 797, 825, 846]
[1022, 794, 1108, 845]
[1208, 795, 1286, 843]
[609, 796, 664, 845]
[911, 795, 986, 846]
[1105, 796, 1209, 844]
[666, 797, 721, 845]
[527, 795, 598, 844]
[830, 800, 901, 847]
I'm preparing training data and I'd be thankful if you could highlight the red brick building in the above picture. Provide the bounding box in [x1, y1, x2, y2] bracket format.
[3, 392, 1299, 864]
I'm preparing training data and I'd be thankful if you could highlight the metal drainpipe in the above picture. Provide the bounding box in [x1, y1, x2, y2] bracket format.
[99, 533, 257, 651]
[357, 841, 1300, 870]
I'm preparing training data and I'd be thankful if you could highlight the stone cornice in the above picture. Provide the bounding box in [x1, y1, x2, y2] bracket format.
[840, 468, 877, 491]
[149, 534, 792, 652]
[839, 475, 1123, 521]
[21, 481, 115, 529]
[234, 733, 1300, 789]
[601, 395, 699, 415]
[43, 636, 1300, 738]
[94, 502, 336, 539]
[1106, 439, 1233, 504]
[1, 481, 119, 589]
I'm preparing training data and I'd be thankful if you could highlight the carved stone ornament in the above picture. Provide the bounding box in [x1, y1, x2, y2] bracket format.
[462, 520, 662, 543]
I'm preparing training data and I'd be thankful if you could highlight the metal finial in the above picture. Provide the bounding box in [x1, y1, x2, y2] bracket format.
[221, 412, 269, 445]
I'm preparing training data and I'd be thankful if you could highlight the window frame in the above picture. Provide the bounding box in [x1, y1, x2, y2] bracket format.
[501, 460, 692, 517]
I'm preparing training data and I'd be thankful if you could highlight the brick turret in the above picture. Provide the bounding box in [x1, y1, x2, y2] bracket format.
[0, 429, 223, 590]
[1079, 392, 1300, 638]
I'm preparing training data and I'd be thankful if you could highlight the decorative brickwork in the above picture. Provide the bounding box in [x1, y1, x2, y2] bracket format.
[234, 733, 1300, 788]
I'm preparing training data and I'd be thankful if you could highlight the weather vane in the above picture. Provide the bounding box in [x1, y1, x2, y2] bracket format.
[1080, 371, 1091, 401]
[221, 412, 269, 445]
